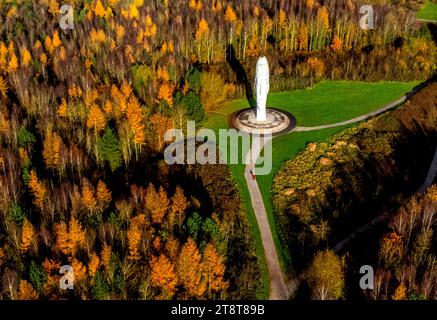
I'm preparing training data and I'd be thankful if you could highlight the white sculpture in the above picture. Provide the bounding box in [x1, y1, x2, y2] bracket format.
[254, 56, 270, 122]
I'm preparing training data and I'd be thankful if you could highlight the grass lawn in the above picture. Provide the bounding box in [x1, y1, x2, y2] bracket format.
[417, 0, 437, 21]
[203, 80, 419, 295]
[206, 81, 419, 128]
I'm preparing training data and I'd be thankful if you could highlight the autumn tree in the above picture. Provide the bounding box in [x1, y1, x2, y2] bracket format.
[20, 218, 35, 254]
[127, 214, 146, 261]
[88, 252, 100, 278]
[170, 186, 188, 230]
[96, 180, 112, 211]
[298, 24, 308, 51]
[54, 217, 86, 256]
[18, 280, 38, 300]
[202, 243, 228, 297]
[126, 95, 146, 146]
[28, 170, 47, 211]
[158, 82, 174, 106]
[150, 113, 173, 152]
[178, 238, 205, 298]
[101, 244, 113, 277]
[330, 36, 342, 51]
[379, 232, 404, 268]
[42, 131, 63, 170]
[200, 72, 227, 111]
[145, 184, 169, 224]
[392, 282, 407, 300]
[82, 180, 97, 215]
[150, 254, 178, 299]
[87, 104, 106, 132]
[307, 250, 344, 300]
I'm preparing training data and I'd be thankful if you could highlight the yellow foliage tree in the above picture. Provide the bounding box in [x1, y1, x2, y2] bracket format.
[70, 258, 87, 282]
[392, 282, 407, 300]
[224, 5, 237, 23]
[195, 19, 209, 41]
[28, 170, 47, 211]
[127, 214, 146, 261]
[126, 96, 146, 145]
[52, 31, 61, 48]
[82, 182, 97, 215]
[87, 104, 106, 132]
[307, 250, 344, 300]
[97, 180, 112, 210]
[94, 0, 106, 17]
[170, 186, 188, 229]
[330, 36, 342, 51]
[57, 98, 68, 117]
[0, 76, 8, 99]
[101, 244, 112, 273]
[88, 252, 100, 277]
[20, 218, 35, 254]
[20, 47, 32, 67]
[150, 113, 173, 152]
[8, 52, 18, 73]
[55, 217, 86, 256]
[18, 280, 39, 300]
[43, 131, 63, 169]
[298, 24, 308, 51]
[202, 243, 228, 296]
[146, 184, 169, 224]
[200, 72, 227, 111]
[158, 82, 174, 106]
[178, 238, 205, 298]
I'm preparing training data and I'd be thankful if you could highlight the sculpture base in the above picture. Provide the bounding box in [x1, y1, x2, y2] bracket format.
[229, 108, 296, 136]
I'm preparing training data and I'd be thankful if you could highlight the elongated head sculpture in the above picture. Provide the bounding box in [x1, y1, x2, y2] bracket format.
[254, 56, 270, 122]
[230, 55, 295, 136]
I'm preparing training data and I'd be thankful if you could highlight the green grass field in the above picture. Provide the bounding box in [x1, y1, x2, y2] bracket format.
[203, 80, 419, 296]
[206, 81, 419, 128]
[417, 0, 437, 21]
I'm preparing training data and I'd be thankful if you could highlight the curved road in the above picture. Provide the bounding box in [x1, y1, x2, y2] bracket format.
[244, 94, 412, 299]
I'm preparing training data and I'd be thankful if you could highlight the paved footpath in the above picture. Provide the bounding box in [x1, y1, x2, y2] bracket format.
[245, 136, 291, 300]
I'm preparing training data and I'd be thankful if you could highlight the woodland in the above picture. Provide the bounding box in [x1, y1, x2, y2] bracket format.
[0, 0, 435, 300]
[273, 83, 437, 300]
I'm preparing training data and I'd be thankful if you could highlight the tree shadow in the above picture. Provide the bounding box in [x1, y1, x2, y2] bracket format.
[226, 45, 256, 108]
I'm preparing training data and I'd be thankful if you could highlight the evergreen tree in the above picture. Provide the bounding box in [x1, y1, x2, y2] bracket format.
[98, 128, 122, 171]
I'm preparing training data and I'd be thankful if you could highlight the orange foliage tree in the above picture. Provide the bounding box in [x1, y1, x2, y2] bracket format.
[202, 243, 228, 297]
[20, 218, 35, 254]
[97, 180, 112, 210]
[87, 104, 106, 132]
[28, 170, 47, 211]
[18, 280, 39, 300]
[145, 184, 169, 224]
[178, 238, 205, 298]
[81, 180, 97, 215]
[150, 254, 178, 299]
[150, 113, 173, 152]
[127, 214, 146, 261]
[43, 131, 63, 169]
[126, 95, 146, 146]
[170, 186, 188, 230]
[54, 217, 86, 256]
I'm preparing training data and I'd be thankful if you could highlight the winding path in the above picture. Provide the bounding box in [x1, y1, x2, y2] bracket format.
[245, 136, 291, 300]
[244, 93, 412, 299]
